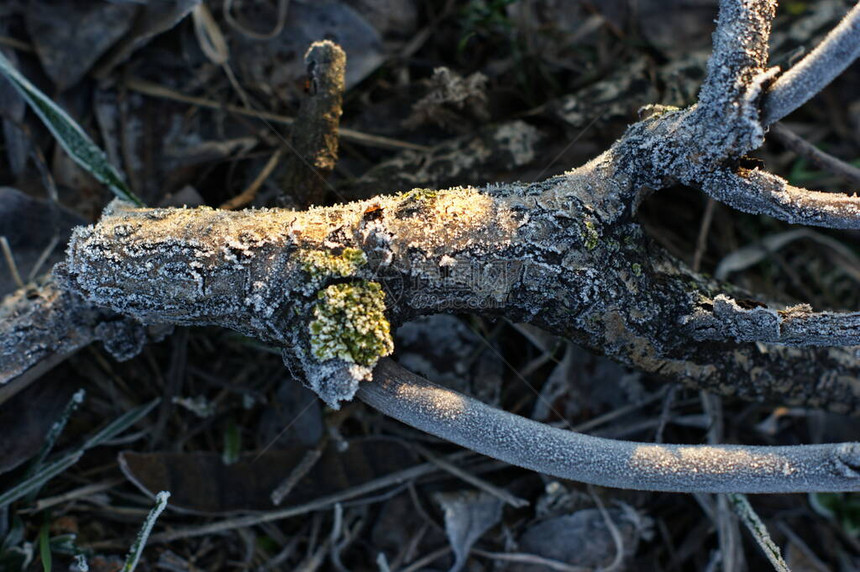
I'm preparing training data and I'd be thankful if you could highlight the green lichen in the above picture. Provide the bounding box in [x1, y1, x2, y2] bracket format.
[300, 247, 367, 281]
[404, 188, 438, 201]
[584, 220, 599, 250]
[309, 281, 393, 367]
[631, 263, 642, 277]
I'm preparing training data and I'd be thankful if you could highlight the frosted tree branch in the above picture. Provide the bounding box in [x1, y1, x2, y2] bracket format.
[700, 168, 860, 229]
[358, 360, 860, 494]
[690, 0, 776, 161]
[53, 166, 860, 414]
[0, 278, 160, 404]
[0, 0, 858, 497]
[681, 294, 860, 346]
[762, 2, 860, 126]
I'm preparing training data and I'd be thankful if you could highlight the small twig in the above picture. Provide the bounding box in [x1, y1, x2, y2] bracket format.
[223, 0, 289, 40]
[192, 3, 229, 66]
[270, 446, 324, 506]
[29, 478, 124, 513]
[124, 77, 430, 152]
[359, 360, 860, 494]
[141, 450, 473, 544]
[769, 122, 860, 187]
[399, 546, 453, 572]
[0, 236, 25, 289]
[762, 2, 860, 126]
[588, 485, 625, 572]
[775, 521, 830, 572]
[470, 549, 590, 572]
[412, 443, 529, 508]
[692, 198, 717, 272]
[0, 36, 33, 52]
[715, 228, 860, 281]
[28, 234, 60, 283]
[728, 493, 790, 572]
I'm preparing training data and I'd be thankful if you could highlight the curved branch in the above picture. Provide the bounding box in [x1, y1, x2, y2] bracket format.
[700, 167, 860, 229]
[359, 360, 860, 494]
[762, 2, 860, 126]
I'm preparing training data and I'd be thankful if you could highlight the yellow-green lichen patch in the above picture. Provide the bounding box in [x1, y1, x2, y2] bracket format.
[631, 263, 642, 277]
[309, 281, 394, 367]
[300, 247, 367, 281]
[584, 220, 599, 250]
[403, 188, 439, 201]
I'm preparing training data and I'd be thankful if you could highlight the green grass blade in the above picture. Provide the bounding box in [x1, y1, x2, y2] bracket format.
[0, 51, 143, 206]
[38, 518, 52, 572]
[30, 390, 86, 476]
[121, 491, 170, 572]
[1, 399, 159, 509]
[83, 398, 160, 450]
[0, 452, 83, 508]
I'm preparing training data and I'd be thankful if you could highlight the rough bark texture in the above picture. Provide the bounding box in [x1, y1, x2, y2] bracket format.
[59, 144, 860, 412]
[0, 277, 163, 403]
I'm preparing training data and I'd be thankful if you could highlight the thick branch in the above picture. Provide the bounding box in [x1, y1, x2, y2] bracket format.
[359, 360, 860, 493]
[57, 158, 860, 413]
[762, 2, 860, 126]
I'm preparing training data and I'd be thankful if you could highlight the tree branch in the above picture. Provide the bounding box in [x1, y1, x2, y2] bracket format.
[280, 40, 346, 207]
[762, 2, 860, 126]
[358, 359, 860, 493]
[681, 293, 860, 346]
[691, 0, 776, 160]
[54, 158, 860, 413]
[700, 167, 860, 229]
[0, 277, 164, 405]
